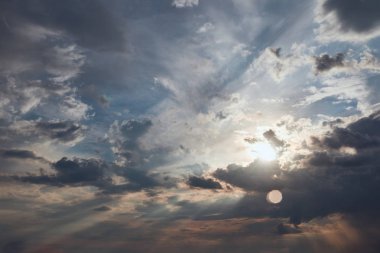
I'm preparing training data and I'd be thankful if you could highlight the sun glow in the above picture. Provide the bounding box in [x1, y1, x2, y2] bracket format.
[252, 142, 277, 161]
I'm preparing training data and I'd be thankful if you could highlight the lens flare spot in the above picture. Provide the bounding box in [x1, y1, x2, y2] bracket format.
[267, 190, 282, 204]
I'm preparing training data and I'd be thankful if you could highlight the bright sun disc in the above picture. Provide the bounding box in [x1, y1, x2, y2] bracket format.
[252, 142, 277, 161]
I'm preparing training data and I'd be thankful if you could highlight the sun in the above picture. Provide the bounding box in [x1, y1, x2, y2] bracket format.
[252, 142, 277, 161]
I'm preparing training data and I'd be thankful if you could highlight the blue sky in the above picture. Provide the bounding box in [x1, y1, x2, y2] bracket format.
[1, 0, 380, 252]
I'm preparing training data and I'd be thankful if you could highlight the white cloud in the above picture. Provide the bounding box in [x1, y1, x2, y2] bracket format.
[45, 45, 85, 82]
[297, 75, 370, 113]
[172, 0, 199, 8]
[248, 44, 313, 83]
[197, 22, 214, 33]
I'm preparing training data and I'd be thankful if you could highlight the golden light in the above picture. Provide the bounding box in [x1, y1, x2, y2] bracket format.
[252, 142, 277, 161]
[266, 190, 282, 204]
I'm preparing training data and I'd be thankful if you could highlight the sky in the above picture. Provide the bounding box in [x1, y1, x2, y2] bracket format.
[1, 0, 380, 252]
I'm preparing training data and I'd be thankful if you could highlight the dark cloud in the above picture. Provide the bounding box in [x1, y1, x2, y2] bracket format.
[35, 120, 85, 143]
[108, 118, 164, 168]
[270, 47, 281, 57]
[93, 205, 112, 212]
[213, 161, 282, 192]
[52, 157, 106, 184]
[244, 137, 258, 144]
[322, 118, 344, 127]
[319, 111, 380, 150]
[0, 149, 47, 162]
[2, 240, 25, 253]
[15, 156, 164, 194]
[118, 119, 152, 143]
[215, 111, 227, 120]
[276, 223, 301, 234]
[187, 176, 222, 190]
[263, 129, 284, 147]
[323, 0, 380, 33]
[0, 0, 125, 52]
[315, 53, 344, 72]
[19, 157, 108, 187]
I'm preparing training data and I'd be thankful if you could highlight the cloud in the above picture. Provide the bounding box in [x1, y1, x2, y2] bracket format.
[34, 120, 85, 143]
[315, 0, 380, 42]
[19, 157, 108, 186]
[106, 118, 172, 172]
[323, 0, 380, 33]
[187, 176, 222, 190]
[0, 0, 125, 52]
[213, 161, 282, 192]
[0, 149, 48, 163]
[249, 44, 313, 82]
[315, 53, 344, 73]
[2, 240, 25, 253]
[276, 223, 302, 234]
[93, 205, 112, 212]
[263, 129, 285, 147]
[172, 0, 199, 8]
[296, 75, 369, 113]
[3, 120, 86, 147]
[13, 155, 164, 194]
[317, 110, 380, 150]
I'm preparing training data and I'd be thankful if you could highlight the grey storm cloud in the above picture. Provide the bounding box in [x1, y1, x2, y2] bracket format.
[315, 53, 344, 72]
[187, 176, 222, 190]
[323, 0, 380, 33]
